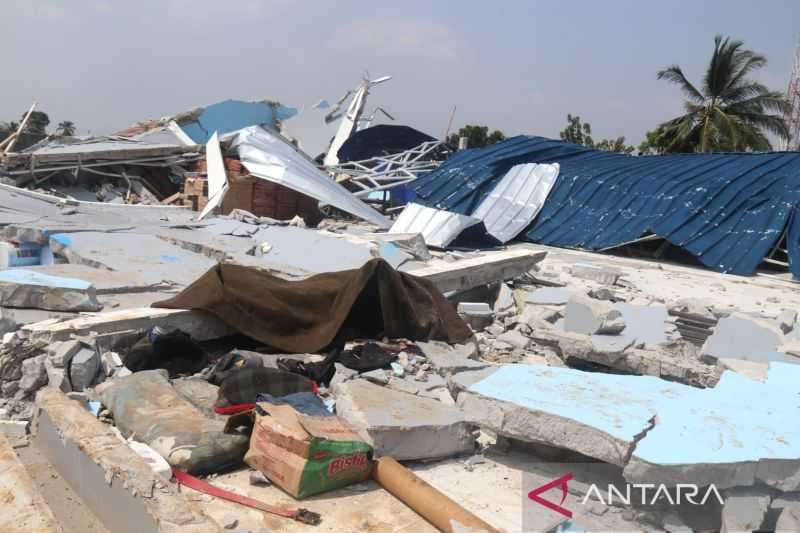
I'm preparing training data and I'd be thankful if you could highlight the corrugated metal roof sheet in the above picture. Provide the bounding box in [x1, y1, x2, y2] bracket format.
[471, 163, 559, 243]
[411, 136, 800, 277]
[234, 126, 390, 228]
[389, 202, 480, 248]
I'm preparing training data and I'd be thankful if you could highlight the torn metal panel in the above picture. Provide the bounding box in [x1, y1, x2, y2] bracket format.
[198, 133, 228, 220]
[389, 203, 480, 248]
[323, 75, 392, 167]
[329, 140, 451, 197]
[177, 99, 297, 144]
[233, 126, 390, 228]
[471, 163, 559, 243]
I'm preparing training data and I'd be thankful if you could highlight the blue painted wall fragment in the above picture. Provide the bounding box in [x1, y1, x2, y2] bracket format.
[411, 136, 800, 277]
[178, 99, 298, 144]
[0, 269, 91, 290]
[467, 363, 800, 468]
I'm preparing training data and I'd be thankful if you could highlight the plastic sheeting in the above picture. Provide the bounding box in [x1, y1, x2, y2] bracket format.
[471, 163, 559, 243]
[233, 127, 390, 228]
[389, 203, 480, 248]
[412, 136, 800, 277]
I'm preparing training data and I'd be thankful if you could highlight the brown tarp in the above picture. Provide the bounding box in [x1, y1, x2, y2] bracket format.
[153, 258, 472, 353]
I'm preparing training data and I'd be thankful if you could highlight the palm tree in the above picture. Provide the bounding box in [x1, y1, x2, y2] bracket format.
[56, 120, 76, 137]
[655, 35, 790, 153]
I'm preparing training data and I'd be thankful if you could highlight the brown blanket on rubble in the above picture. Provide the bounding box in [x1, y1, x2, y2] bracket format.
[153, 258, 472, 353]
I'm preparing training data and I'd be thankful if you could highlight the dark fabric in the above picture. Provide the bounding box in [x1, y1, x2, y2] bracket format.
[277, 355, 337, 386]
[339, 342, 399, 371]
[215, 367, 315, 408]
[208, 349, 264, 386]
[123, 328, 208, 378]
[255, 392, 331, 417]
[153, 258, 472, 353]
[277, 342, 398, 386]
[337, 124, 437, 163]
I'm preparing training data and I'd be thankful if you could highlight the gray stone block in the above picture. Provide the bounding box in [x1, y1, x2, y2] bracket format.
[333, 379, 474, 460]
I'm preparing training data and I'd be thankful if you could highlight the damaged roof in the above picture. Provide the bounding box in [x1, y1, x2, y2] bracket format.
[411, 136, 800, 277]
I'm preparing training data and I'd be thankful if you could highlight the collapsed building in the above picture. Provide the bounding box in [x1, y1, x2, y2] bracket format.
[0, 89, 799, 533]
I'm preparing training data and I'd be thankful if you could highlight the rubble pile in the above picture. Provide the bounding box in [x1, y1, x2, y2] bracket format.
[2, 93, 800, 533]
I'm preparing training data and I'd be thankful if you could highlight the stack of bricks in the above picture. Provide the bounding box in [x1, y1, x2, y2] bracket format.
[185, 157, 321, 224]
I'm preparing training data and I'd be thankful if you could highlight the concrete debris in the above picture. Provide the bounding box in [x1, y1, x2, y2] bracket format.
[416, 341, 488, 376]
[456, 302, 493, 331]
[333, 379, 474, 460]
[495, 329, 529, 350]
[68, 346, 100, 392]
[570, 262, 621, 285]
[703, 315, 798, 365]
[0, 269, 102, 312]
[774, 502, 800, 533]
[18, 354, 47, 396]
[564, 294, 626, 335]
[492, 283, 515, 314]
[587, 287, 623, 302]
[778, 309, 797, 335]
[525, 287, 572, 305]
[720, 488, 770, 533]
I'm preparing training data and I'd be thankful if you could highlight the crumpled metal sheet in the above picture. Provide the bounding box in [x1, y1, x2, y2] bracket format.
[389, 202, 480, 248]
[411, 136, 800, 276]
[471, 163, 559, 243]
[233, 126, 390, 228]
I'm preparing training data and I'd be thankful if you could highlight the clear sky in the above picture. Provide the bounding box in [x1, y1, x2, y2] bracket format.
[1, 0, 798, 155]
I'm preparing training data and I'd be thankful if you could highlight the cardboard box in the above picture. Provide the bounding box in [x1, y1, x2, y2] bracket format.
[244, 402, 373, 499]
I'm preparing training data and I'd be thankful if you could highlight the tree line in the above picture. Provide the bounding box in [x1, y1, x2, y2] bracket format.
[449, 35, 792, 155]
[0, 111, 76, 151]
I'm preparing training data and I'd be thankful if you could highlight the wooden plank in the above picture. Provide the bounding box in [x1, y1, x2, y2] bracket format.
[409, 248, 547, 294]
[3, 101, 36, 155]
[160, 191, 183, 205]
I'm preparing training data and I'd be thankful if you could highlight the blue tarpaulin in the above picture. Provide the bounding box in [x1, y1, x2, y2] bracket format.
[411, 136, 800, 277]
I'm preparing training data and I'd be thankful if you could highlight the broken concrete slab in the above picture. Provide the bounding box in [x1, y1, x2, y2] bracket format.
[409, 248, 546, 294]
[0, 269, 102, 312]
[457, 363, 800, 490]
[720, 488, 770, 533]
[416, 341, 488, 376]
[525, 287, 572, 305]
[570, 262, 621, 285]
[49, 231, 217, 287]
[0, 306, 76, 335]
[703, 315, 798, 365]
[0, 432, 63, 532]
[22, 307, 232, 344]
[564, 294, 626, 335]
[333, 379, 474, 460]
[34, 389, 222, 532]
[22, 263, 171, 294]
[251, 226, 409, 273]
[532, 328, 720, 388]
[457, 302, 493, 331]
[454, 364, 654, 466]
